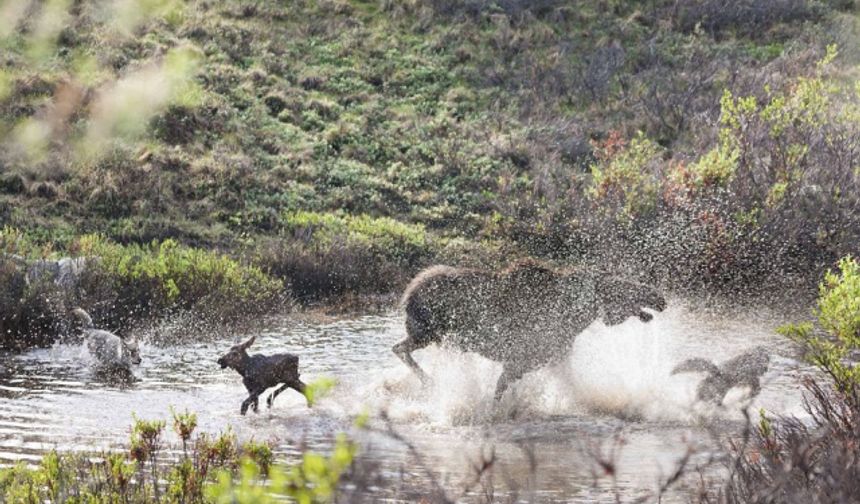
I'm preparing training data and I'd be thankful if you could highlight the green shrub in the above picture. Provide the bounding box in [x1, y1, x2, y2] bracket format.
[0, 228, 284, 348]
[206, 435, 356, 504]
[255, 237, 404, 302]
[77, 235, 283, 320]
[0, 404, 355, 504]
[282, 211, 432, 266]
[589, 131, 664, 217]
[681, 100, 741, 190]
[779, 256, 860, 395]
[729, 256, 860, 500]
[816, 257, 860, 344]
[0, 226, 47, 259]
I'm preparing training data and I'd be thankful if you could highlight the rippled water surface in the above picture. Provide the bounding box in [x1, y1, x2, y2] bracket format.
[0, 301, 812, 502]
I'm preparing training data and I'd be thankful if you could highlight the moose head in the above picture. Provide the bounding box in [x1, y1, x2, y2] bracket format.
[217, 335, 255, 371]
[596, 274, 668, 326]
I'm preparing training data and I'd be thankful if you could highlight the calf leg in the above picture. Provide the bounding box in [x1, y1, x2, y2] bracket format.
[240, 391, 262, 415]
[494, 364, 525, 401]
[266, 385, 286, 408]
[290, 378, 309, 406]
[267, 379, 309, 408]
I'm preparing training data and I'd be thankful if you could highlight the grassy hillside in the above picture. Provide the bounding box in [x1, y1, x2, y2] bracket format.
[1, 0, 859, 311]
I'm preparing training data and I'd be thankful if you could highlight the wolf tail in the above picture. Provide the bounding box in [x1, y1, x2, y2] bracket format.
[671, 358, 720, 376]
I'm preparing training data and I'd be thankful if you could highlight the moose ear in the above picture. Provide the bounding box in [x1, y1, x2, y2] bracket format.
[239, 335, 256, 350]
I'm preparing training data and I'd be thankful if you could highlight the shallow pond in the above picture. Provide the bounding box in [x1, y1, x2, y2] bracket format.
[0, 300, 813, 502]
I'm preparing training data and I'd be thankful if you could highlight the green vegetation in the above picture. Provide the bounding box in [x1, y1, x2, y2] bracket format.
[1, 0, 858, 340]
[778, 256, 860, 394]
[255, 211, 440, 301]
[722, 256, 860, 500]
[77, 235, 282, 317]
[207, 435, 356, 504]
[0, 412, 356, 504]
[282, 211, 431, 265]
[589, 131, 663, 218]
[0, 227, 283, 347]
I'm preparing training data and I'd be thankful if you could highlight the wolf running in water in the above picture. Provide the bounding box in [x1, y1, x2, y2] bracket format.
[672, 346, 770, 405]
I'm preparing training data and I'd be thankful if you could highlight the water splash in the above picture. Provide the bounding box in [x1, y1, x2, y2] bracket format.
[0, 308, 812, 501]
[322, 302, 803, 427]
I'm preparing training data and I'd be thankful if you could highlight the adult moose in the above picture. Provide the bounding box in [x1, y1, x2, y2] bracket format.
[393, 261, 667, 400]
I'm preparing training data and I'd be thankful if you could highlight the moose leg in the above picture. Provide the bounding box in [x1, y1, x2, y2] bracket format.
[241, 391, 262, 415]
[266, 385, 286, 408]
[240, 396, 254, 415]
[494, 364, 525, 401]
[392, 337, 430, 383]
[267, 379, 308, 408]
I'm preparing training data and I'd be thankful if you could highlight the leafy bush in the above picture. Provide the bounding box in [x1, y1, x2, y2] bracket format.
[589, 131, 664, 218]
[0, 226, 46, 258]
[717, 256, 860, 501]
[282, 211, 432, 265]
[207, 435, 356, 504]
[76, 235, 283, 324]
[692, 46, 859, 276]
[0, 229, 285, 347]
[256, 238, 406, 303]
[252, 212, 436, 303]
[0, 401, 355, 503]
[779, 256, 860, 393]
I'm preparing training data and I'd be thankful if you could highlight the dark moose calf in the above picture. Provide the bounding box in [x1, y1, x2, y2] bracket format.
[217, 335, 309, 415]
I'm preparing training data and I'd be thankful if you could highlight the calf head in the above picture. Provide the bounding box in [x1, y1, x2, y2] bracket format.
[217, 335, 255, 372]
[597, 275, 667, 325]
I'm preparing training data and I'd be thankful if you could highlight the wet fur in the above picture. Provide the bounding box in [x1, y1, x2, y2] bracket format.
[71, 308, 141, 374]
[672, 346, 770, 405]
[394, 260, 667, 399]
[217, 336, 309, 415]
